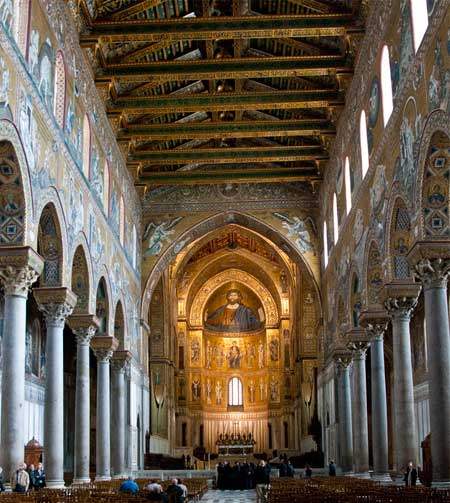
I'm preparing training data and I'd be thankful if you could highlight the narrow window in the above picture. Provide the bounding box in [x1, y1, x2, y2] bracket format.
[381, 45, 393, 126]
[82, 115, 91, 179]
[410, 0, 428, 52]
[332, 193, 339, 244]
[323, 221, 328, 267]
[228, 377, 243, 406]
[344, 157, 351, 214]
[360, 111, 369, 178]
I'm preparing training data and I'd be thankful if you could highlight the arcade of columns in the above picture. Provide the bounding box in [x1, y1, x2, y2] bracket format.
[332, 244, 450, 486]
[0, 246, 133, 487]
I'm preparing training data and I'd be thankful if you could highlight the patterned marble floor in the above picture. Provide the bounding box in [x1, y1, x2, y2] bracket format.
[202, 489, 257, 502]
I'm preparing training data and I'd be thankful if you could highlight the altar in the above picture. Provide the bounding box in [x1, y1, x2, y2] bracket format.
[216, 433, 256, 456]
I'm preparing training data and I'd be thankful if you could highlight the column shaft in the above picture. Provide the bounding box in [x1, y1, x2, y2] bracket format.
[0, 294, 27, 475]
[352, 353, 369, 476]
[338, 364, 353, 473]
[391, 313, 417, 472]
[424, 283, 450, 485]
[73, 338, 92, 483]
[371, 336, 390, 480]
[111, 367, 126, 477]
[96, 359, 111, 480]
[43, 321, 65, 487]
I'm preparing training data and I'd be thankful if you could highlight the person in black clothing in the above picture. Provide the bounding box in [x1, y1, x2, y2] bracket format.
[328, 460, 337, 476]
[147, 486, 169, 502]
[286, 460, 294, 477]
[0, 467, 5, 492]
[279, 460, 287, 477]
[166, 478, 184, 503]
[33, 463, 46, 490]
[404, 461, 418, 487]
[304, 464, 312, 478]
[27, 463, 36, 490]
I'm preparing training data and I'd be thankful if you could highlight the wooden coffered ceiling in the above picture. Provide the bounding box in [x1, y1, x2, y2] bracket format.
[77, 0, 366, 195]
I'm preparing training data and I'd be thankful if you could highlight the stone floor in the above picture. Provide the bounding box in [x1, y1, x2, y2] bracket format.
[202, 489, 257, 502]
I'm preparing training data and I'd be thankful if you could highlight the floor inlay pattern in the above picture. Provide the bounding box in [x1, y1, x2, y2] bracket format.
[202, 489, 257, 502]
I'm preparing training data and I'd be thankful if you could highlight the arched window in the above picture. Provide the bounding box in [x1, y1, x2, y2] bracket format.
[323, 221, 328, 267]
[53, 52, 66, 128]
[103, 160, 110, 215]
[360, 110, 369, 178]
[332, 193, 339, 244]
[82, 115, 91, 179]
[344, 157, 351, 214]
[119, 195, 125, 245]
[132, 225, 137, 269]
[228, 377, 243, 406]
[410, 0, 428, 52]
[381, 46, 393, 126]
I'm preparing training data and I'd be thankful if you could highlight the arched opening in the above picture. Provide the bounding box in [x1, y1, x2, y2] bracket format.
[95, 278, 109, 336]
[103, 160, 110, 216]
[114, 301, 125, 349]
[71, 245, 90, 314]
[410, 0, 428, 52]
[37, 204, 63, 287]
[421, 131, 450, 238]
[53, 51, 66, 128]
[0, 141, 26, 245]
[381, 45, 393, 126]
[350, 273, 361, 327]
[323, 220, 329, 267]
[360, 110, 369, 178]
[228, 377, 243, 407]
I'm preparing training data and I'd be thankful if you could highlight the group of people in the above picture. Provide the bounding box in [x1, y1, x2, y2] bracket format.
[216, 460, 271, 490]
[0, 462, 46, 493]
[119, 477, 187, 502]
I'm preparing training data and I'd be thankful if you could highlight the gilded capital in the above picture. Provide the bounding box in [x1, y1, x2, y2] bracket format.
[0, 247, 44, 297]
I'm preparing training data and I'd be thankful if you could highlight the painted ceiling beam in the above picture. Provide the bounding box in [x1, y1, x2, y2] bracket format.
[81, 14, 360, 43]
[138, 167, 322, 185]
[107, 89, 344, 114]
[118, 119, 335, 141]
[129, 145, 327, 165]
[97, 56, 351, 82]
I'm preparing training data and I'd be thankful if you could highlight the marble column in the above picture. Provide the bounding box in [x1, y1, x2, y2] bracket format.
[0, 247, 43, 479]
[409, 244, 450, 487]
[34, 287, 77, 488]
[68, 314, 100, 484]
[111, 350, 131, 478]
[334, 351, 353, 474]
[360, 309, 391, 482]
[91, 336, 119, 481]
[347, 332, 370, 478]
[384, 282, 421, 476]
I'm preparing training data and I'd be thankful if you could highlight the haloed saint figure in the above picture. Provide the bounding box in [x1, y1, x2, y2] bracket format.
[205, 289, 262, 332]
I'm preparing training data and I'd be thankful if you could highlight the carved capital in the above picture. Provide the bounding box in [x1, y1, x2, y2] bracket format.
[91, 336, 119, 363]
[414, 258, 450, 290]
[383, 281, 421, 321]
[359, 308, 389, 341]
[346, 328, 370, 360]
[111, 350, 132, 373]
[34, 287, 77, 327]
[68, 313, 100, 346]
[333, 350, 353, 372]
[0, 247, 44, 297]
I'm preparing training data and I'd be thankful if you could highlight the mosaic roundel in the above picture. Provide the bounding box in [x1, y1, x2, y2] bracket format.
[368, 76, 380, 129]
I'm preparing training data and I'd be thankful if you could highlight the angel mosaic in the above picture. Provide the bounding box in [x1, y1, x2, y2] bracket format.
[273, 212, 315, 253]
[142, 216, 183, 257]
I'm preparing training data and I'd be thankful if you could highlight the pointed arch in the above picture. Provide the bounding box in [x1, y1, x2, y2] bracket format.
[344, 157, 352, 214]
[360, 110, 369, 178]
[37, 203, 63, 286]
[82, 114, 91, 180]
[95, 276, 110, 336]
[71, 245, 90, 314]
[381, 45, 393, 126]
[53, 51, 66, 129]
[410, 0, 428, 52]
[350, 272, 362, 328]
[332, 193, 339, 244]
[114, 300, 125, 349]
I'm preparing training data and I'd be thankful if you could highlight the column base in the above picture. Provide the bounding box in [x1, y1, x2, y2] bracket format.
[95, 475, 112, 482]
[354, 471, 371, 479]
[46, 480, 66, 489]
[72, 477, 92, 485]
[371, 472, 392, 483]
[112, 473, 128, 479]
[432, 480, 450, 488]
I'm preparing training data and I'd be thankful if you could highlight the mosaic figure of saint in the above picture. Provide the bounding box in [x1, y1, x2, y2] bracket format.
[227, 340, 241, 369]
[205, 289, 261, 332]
